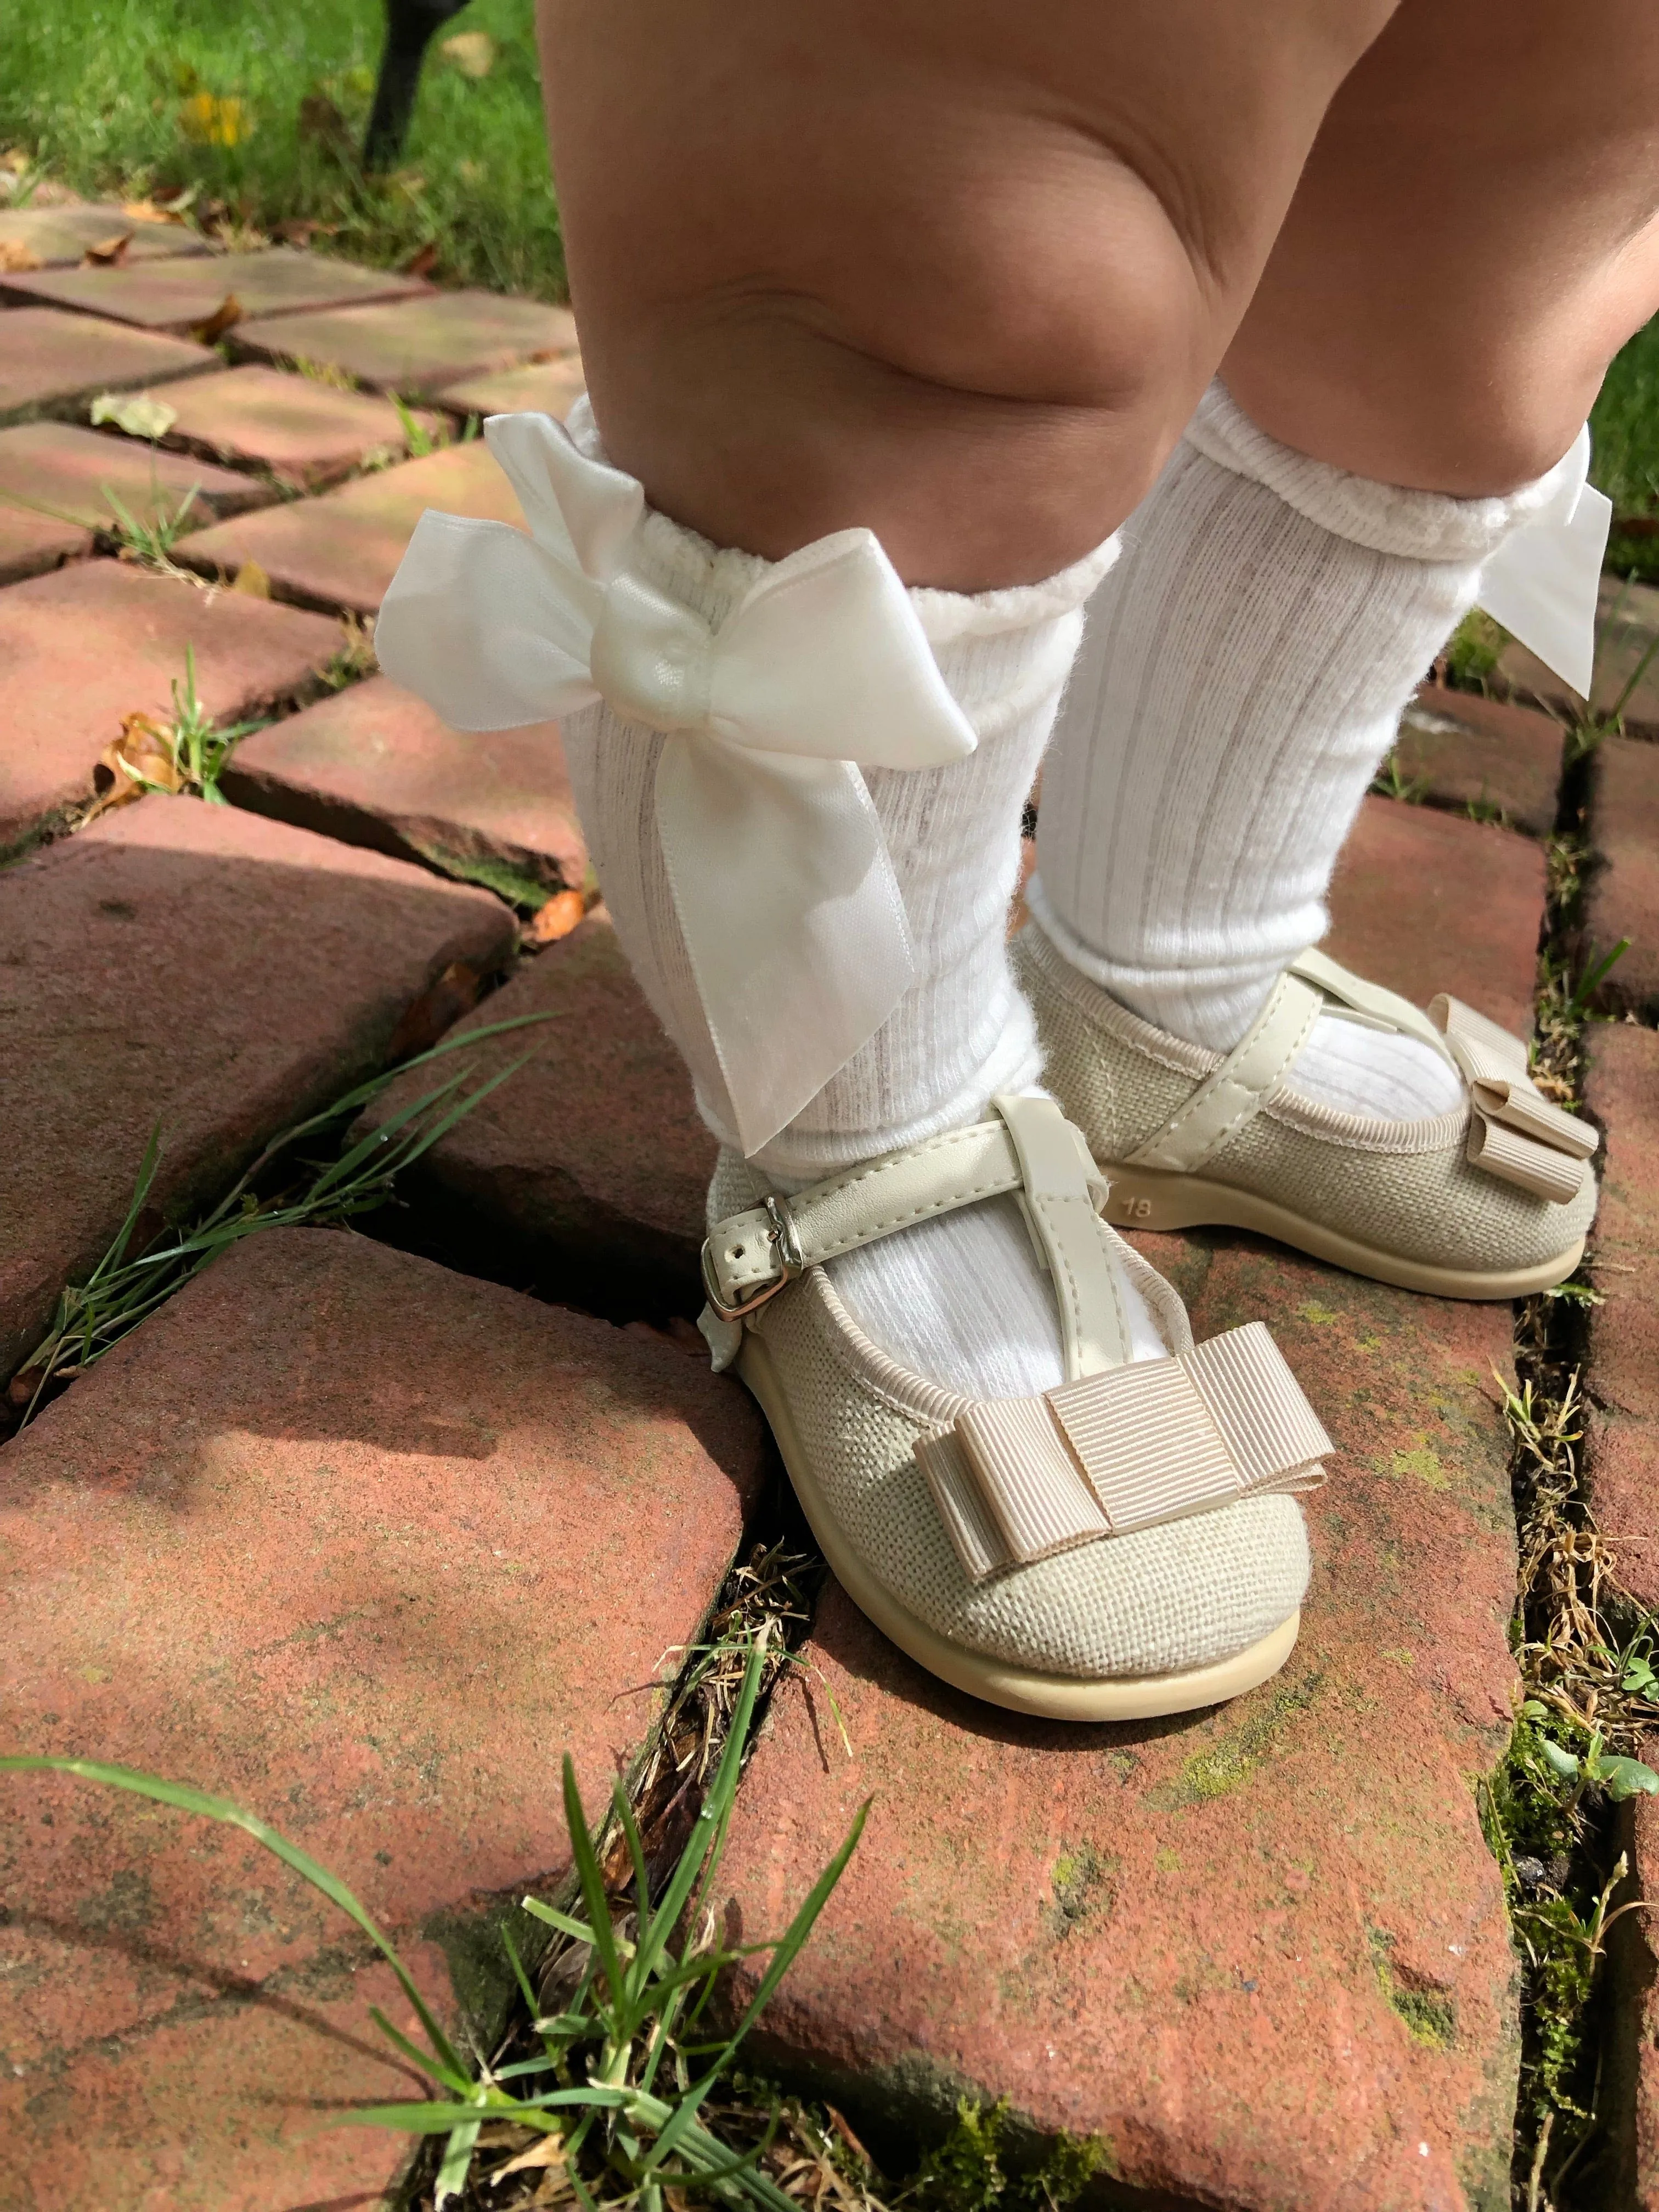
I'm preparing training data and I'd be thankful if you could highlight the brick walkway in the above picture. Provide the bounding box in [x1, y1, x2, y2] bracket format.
[1, 219, 1656, 2210]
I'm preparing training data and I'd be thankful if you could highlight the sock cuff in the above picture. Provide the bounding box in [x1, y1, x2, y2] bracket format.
[1184, 380, 1583, 568]
[565, 394, 1120, 652]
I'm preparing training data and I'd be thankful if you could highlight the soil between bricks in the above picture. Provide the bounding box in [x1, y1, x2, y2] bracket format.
[0, 1226, 768, 2210]
[0, 795, 515, 1386]
[0, 560, 342, 854]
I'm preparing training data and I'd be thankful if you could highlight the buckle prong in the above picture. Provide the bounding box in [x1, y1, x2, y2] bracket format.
[699, 1194, 805, 1324]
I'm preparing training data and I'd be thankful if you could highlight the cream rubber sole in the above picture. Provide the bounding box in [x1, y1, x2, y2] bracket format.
[738, 1331, 1301, 1722]
[1099, 1161, 1585, 1302]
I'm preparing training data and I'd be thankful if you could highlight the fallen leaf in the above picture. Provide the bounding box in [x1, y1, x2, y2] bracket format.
[83, 232, 133, 266]
[523, 889, 585, 946]
[0, 239, 43, 273]
[441, 29, 496, 76]
[492, 2135, 568, 2182]
[84, 711, 185, 820]
[191, 292, 242, 344]
[403, 239, 438, 279]
[386, 960, 486, 1060]
[89, 390, 179, 440]
[122, 195, 189, 225]
[231, 559, 270, 597]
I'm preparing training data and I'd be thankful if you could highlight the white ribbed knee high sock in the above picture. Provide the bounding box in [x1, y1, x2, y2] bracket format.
[1032, 383, 1583, 1119]
[559, 428, 1163, 1396]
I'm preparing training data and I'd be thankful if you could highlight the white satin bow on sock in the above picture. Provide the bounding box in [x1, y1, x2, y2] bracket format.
[374, 408, 978, 1155]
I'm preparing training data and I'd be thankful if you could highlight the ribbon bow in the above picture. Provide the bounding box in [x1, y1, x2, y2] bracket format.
[374, 409, 978, 1155]
[1475, 425, 1611, 702]
[1429, 995, 1598, 1204]
[917, 1322, 1330, 1584]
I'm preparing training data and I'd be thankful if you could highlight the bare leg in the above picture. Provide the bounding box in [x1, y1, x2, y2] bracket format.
[535, 0, 1393, 586]
[1224, 0, 1659, 492]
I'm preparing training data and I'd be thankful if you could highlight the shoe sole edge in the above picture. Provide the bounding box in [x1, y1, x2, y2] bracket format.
[1098, 1164, 1584, 1301]
[737, 1331, 1301, 1722]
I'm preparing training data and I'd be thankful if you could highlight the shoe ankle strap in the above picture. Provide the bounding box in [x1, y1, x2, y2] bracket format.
[702, 1094, 1138, 1375]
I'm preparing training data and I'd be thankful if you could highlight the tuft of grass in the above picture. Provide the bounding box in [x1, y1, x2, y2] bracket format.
[1592, 316, 1659, 581]
[1, 1632, 867, 2212]
[0, 0, 565, 300]
[894, 2099, 1109, 2212]
[5, 1013, 551, 1430]
[1440, 608, 1510, 693]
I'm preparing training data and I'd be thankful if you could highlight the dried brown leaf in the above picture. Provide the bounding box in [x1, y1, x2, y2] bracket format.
[83, 711, 184, 821]
[83, 232, 133, 266]
[191, 292, 242, 345]
[492, 2135, 568, 2182]
[523, 889, 585, 947]
[0, 239, 43, 273]
[231, 558, 270, 598]
[386, 960, 486, 1062]
[404, 239, 439, 279]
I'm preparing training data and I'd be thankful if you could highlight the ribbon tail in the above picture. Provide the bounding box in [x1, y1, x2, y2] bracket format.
[656, 736, 918, 1156]
[375, 509, 602, 731]
[1476, 431, 1611, 699]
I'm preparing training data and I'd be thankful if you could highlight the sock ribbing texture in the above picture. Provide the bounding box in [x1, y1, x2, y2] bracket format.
[1031, 382, 1583, 1120]
[558, 422, 1151, 1396]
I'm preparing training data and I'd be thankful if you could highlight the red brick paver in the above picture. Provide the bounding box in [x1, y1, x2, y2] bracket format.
[0, 306, 216, 427]
[0, 1226, 766, 2207]
[1584, 1023, 1659, 1611]
[0, 560, 341, 855]
[358, 915, 716, 1319]
[1585, 735, 1659, 1018]
[0, 420, 269, 537]
[222, 673, 586, 891]
[1327, 794, 1545, 1037]
[0, 204, 210, 267]
[1, 247, 428, 334]
[0, 794, 515, 1386]
[1395, 684, 1564, 838]
[179, 437, 524, 611]
[236, 291, 578, 395]
[435, 353, 587, 421]
[716, 1252, 1520, 2212]
[133, 360, 443, 488]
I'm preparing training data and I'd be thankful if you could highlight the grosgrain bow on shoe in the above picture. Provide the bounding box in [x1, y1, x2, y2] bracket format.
[373, 406, 978, 1155]
[1429, 994, 1598, 1204]
[917, 1321, 1329, 1583]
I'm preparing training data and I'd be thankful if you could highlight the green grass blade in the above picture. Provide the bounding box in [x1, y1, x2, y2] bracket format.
[368, 2007, 471, 2094]
[0, 1757, 467, 2078]
[390, 1054, 536, 1171]
[434, 2101, 484, 2207]
[327, 2087, 623, 2134]
[519, 1899, 596, 1943]
[634, 1640, 767, 1995]
[562, 1753, 626, 2028]
[639, 1799, 868, 2181]
[86, 1123, 164, 1287]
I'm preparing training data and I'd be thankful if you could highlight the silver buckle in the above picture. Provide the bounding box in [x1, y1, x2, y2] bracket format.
[699, 1194, 805, 1324]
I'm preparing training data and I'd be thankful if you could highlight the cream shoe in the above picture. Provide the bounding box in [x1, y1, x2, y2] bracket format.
[698, 1093, 1327, 1720]
[1015, 920, 1598, 1301]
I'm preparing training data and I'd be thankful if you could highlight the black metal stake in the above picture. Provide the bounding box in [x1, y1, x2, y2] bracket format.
[362, 0, 472, 172]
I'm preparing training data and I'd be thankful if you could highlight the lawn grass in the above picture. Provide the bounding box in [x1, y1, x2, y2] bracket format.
[1, 0, 564, 300]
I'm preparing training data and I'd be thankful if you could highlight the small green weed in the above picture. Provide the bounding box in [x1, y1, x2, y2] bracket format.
[1369, 748, 1430, 804]
[1440, 608, 1509, 692]
[1, 1634, 866, 2211]
[6, 1013, 550, 1429]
